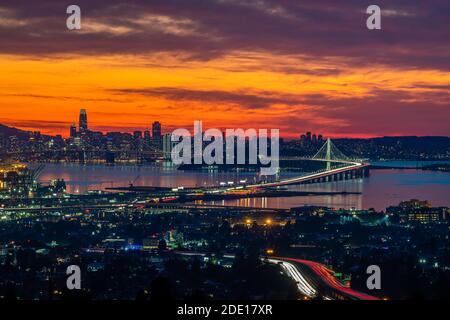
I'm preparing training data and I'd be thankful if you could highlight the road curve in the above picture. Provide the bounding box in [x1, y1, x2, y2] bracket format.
[268, 258, 318, 298]
[275, 257, 378, 300]
[174, 251, 377, 300]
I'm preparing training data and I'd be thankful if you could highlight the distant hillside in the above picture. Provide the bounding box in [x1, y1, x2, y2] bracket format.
[334, 136, 450, 160]
[282, 135, 450, 160]
[0, 124, 30, 139]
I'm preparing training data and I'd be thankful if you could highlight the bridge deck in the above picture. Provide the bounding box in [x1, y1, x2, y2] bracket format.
[246, 162, 368, 188]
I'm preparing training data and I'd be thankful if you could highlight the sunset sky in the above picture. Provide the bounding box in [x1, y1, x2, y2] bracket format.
[0, 0, 449, 138]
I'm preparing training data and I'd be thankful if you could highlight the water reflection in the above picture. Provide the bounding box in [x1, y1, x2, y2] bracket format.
[37, 163, 450, 211]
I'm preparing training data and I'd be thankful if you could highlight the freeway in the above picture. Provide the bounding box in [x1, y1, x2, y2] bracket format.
[271, 257, 378, 300]
[175, 251, 377, 300]
[267, 258, 318, 298]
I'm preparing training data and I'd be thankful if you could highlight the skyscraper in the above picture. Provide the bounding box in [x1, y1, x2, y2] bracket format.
[152, 121, 162, 150]
[306, 131, 312, 142]
[318, 134, 323, 142]
[79, 109, 88, 132]
[70, 123, 77, 138]
[144, 130, 151, 142]
[133, 131, 142, 140]
[152, 121, 161, 139]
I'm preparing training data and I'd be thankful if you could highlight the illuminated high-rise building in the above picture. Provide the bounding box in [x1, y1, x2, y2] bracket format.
[144, 130, 151, 141]
[79, 109, 88, 132]
[70, 123, 77, 138]
[152, 121, 161, 139]
[152, 121, 162, 150]
[133, 130, 142, 140]
[318, 134, 323, 142]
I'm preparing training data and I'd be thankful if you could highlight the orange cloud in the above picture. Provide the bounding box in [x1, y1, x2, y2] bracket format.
[0, 52, 449, 138]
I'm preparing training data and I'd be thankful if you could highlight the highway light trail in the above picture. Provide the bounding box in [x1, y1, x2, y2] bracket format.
[281, 257, 378, 300]
[268, 258, 317, 298]
[176, 252, 377, 300]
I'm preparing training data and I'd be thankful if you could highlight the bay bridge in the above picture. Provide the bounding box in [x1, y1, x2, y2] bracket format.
[229, 138, 369, 190]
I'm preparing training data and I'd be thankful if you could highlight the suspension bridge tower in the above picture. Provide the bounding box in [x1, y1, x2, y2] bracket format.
[325, 138, 332, 171]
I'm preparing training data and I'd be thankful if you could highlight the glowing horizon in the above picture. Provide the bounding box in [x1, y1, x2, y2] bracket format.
[1, 1, 449, 138]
